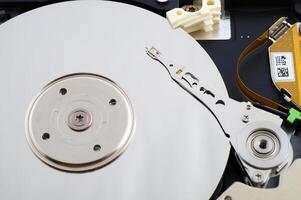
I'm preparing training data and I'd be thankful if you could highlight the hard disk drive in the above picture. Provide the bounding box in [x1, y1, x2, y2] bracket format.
[0, 1, 300, 200]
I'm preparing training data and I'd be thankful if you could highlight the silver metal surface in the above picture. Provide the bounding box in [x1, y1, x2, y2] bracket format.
[0, 1, 230, 199]
[248, 131, 279, 158]
[146, 46, 294, 186]
[26, 73, 134, 172]
[218, 159, 301, 200]
[236, 122, 292, 171]
[268, 18, 291, 42]
[298, 23, 301, 35]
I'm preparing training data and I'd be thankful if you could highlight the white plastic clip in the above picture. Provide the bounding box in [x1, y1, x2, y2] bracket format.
[166, 0, 221, 33]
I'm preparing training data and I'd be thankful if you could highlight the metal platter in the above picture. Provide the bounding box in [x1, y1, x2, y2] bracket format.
[0, 1, 230, 199]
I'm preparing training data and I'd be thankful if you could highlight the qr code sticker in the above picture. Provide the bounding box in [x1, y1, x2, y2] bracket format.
[275, 56, 287, 66]
[277, 67, 289, 77]
[271, 52, 295, 81]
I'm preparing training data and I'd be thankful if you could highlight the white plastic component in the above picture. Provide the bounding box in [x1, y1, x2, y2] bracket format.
[166, 0, 221, 33]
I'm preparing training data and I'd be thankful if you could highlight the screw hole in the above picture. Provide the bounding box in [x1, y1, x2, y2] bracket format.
[42, 133, 50, 140]
[59, 88, 67, 95]
[169, 64, 174, 67]
[109, 99, 117, 106]
[184, 5, 199, 12]
[224, 195, 232, 200]
[259, 139, 268, 149]
[93, 144, 101, 151]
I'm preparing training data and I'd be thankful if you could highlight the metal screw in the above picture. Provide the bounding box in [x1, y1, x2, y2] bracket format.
[252, 172, 264, 183]
[68, 109, 92, 132]
[246, 103, 252, 110]
[242, 115, 249, 123]
[183, 5, 200, 12]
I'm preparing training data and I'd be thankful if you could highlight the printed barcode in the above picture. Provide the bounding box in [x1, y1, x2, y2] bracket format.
[275, 56, 287, 66]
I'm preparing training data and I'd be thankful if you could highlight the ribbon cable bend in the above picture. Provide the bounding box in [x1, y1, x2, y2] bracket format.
[236, 19, 290, 114]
